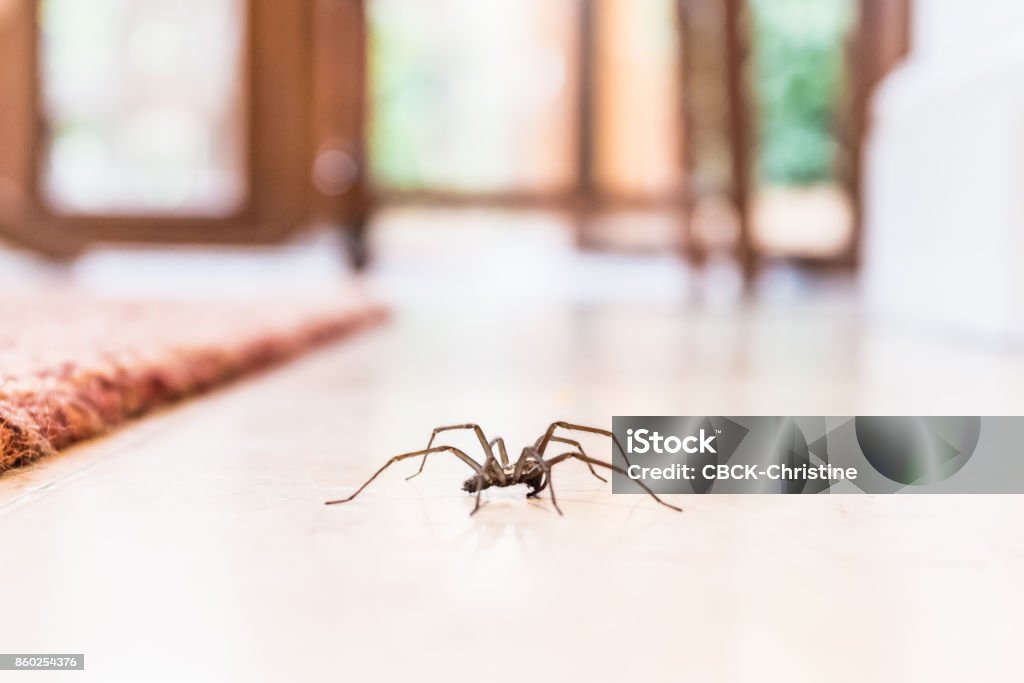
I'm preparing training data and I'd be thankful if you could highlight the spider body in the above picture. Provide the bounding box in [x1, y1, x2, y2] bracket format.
[326, 421, 681, 515]
[461, 453, 545, 494]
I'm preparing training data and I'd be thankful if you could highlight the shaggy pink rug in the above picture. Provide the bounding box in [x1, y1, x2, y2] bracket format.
[0, 295, 386, 472]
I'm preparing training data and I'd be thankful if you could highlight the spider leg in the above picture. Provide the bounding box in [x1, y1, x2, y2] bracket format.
[546, 436, 607, 483]
[489, 437, 510, 468]
[536, 421, 633, 468]
[325, 446, 483, 505]
[527, 443, 606, 500]
[528, 456, 552, 499]
[406, 424, 499, 482]
[544, 452, 682, 512]
[524, 450, 553, 498]
[470, 474, 486, 516]
[534, 455, 562, 515]
[512, 445, 540, 482]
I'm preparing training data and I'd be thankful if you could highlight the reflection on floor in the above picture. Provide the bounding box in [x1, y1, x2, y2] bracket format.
[367, 206, 845, 308]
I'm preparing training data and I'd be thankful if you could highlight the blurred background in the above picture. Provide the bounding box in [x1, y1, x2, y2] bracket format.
[3, 0, 1024, 358]
[9, 5, 1024, 678]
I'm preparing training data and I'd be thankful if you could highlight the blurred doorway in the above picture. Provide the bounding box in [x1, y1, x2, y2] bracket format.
[367, 0, 685, 251]
[747, 0, 857, 261]
[683, 0, 910, 274]
[367, 0, 909, 269]
[0, 0, 910, 273]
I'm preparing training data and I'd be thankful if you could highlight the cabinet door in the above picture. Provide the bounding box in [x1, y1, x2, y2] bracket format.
[0, 0, 367, 256]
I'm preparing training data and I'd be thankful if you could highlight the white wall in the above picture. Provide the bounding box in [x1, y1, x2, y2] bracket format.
[862, 1, 1024, 342]
[911, 0, 1024, 64]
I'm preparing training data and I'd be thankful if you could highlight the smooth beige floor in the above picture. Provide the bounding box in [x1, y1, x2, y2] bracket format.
[3, 213, 1024, 682]
[1, 300, 1023, 683]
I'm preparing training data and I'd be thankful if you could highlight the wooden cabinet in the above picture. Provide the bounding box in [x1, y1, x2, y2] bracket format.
[0, 0, 369, 260]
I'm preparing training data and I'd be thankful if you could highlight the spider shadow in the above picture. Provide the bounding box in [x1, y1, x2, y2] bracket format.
[445, 487, 560, 550]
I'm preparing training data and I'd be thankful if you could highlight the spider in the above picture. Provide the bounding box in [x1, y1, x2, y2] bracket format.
[325, 421, 682, 515]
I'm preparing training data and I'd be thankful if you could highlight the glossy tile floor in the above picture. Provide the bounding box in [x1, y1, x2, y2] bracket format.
[1, 211, 1023, 681]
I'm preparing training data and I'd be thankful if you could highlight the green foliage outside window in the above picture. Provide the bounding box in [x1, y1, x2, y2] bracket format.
[750, 0, 854, 185]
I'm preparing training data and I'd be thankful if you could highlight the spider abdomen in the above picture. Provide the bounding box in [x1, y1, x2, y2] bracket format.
[462, 476, 490, 493]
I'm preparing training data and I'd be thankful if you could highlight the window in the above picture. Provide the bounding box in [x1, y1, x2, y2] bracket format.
[39, 0, 248, 216]
[0, 0, 368, 256]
